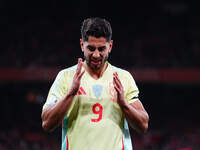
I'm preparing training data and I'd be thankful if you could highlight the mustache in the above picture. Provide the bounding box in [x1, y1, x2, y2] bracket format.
[90, 58, 102, 61]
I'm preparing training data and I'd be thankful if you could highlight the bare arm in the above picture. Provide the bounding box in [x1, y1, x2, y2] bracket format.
[113, 72, 149, 133]
[41, 58, 85, 132]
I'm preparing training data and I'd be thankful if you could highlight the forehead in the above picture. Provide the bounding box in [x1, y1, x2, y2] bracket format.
[85, 36, 108, 47]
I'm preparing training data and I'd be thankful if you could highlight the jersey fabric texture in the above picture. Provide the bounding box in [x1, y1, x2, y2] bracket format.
[43, 62, 139, 150]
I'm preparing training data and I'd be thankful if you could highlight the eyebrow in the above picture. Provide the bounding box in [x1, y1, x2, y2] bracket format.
[98, 46, 106, 49]
[87, 45, 96, 51]
[87, 45, 106, 49]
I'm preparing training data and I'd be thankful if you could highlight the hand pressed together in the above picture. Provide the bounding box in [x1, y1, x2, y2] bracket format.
[113, 72, 126, 106]
[69, 58, 85, 95]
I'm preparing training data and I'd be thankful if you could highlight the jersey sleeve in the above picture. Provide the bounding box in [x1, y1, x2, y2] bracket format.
[125, 72, 139, 104]
[42, 70, 67, 110]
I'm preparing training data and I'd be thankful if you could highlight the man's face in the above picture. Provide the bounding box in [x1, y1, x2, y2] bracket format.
[80, 36, 113, 70]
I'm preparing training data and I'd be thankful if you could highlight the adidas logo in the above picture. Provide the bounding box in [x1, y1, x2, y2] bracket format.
[77, 87, 86, 95]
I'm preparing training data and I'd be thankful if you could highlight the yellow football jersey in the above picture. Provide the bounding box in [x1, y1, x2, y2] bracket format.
[43, 62, 139, 150]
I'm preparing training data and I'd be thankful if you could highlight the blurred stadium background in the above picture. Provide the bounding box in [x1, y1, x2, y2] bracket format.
[0, 0, 200, 150]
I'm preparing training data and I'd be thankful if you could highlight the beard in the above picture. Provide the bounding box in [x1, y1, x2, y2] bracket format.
[84, 53, 109, 70]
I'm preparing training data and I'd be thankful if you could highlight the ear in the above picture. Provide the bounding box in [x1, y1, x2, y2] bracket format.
[108, 40, 113, 53]
[80, 39, 84, 52]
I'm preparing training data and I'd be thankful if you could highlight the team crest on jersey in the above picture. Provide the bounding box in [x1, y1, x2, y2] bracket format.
[92, 85, 103, 98]
[109, 82, 117, 102]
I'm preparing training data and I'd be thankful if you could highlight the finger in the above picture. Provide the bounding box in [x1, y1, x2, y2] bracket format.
[78, 70, 85, 79]
[113, 77, 121, 93]
[113, 73, 122, 90]
[114, 80, 121, 92]
[76, 58, 83, 74]
[113, 81, 120, 93]
[113, 73, 119, 87]
[114, 72, 122, 87]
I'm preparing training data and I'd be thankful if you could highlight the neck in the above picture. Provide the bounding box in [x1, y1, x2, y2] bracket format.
[84, 62, 108, 80]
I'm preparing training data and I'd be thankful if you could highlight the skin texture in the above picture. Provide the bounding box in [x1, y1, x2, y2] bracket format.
[80, 36, 113, 79]
[41, 36, 149, 133]
[113, 72, 149, 133]
[41, 58, 85, 132]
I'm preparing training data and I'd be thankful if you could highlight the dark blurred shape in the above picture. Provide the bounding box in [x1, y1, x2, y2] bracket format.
[0, 1, 200, 69]
[0, 1, 200, 150]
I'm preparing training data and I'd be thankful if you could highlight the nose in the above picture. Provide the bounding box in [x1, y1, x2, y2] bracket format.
[92, 49, 100, 58]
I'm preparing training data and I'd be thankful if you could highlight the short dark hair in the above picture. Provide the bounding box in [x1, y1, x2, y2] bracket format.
[81, 17, 112, 42]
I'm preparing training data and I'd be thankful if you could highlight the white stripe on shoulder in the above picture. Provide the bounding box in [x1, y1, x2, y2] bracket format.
[61, 64, 78, 73]
[109, 64, 130, 75]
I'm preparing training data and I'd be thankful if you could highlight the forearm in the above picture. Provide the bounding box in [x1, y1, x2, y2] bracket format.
[119, 100, 149, 134]
[41, 92, 75, 132]
[42, 58, 85, 132]
[113, 72, 149, 133]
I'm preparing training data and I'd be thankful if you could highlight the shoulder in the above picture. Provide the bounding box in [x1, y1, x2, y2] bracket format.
[109, 64, 133, 78]
[54, 64, 77, 82]
[57, 65, 77, 76]
[109, 64, 137, 87]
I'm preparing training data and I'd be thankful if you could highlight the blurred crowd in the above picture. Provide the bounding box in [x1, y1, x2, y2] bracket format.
[142, 128, 200, 150]
[0, 127, 200, 150]
[1, 14, 200, 69]
[0, 127, 60, 150]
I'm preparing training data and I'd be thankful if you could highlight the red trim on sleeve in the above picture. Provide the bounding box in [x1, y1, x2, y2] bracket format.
[66, 136, 69, 150]
[122, 137, 124, 150]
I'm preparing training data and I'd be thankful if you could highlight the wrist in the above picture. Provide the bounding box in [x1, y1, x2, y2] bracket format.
[118, 98, 129, 109]
[64, 90, 76, 101]
[68, 88, 78, 96]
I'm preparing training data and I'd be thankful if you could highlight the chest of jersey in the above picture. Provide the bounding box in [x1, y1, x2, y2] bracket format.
[60, 65, 134, 150]
[63, 77, 124, 150]
[67, 76, 123, 125]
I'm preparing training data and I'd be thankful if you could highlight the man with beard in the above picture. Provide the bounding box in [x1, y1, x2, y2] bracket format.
[41, 17, 149, 150]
